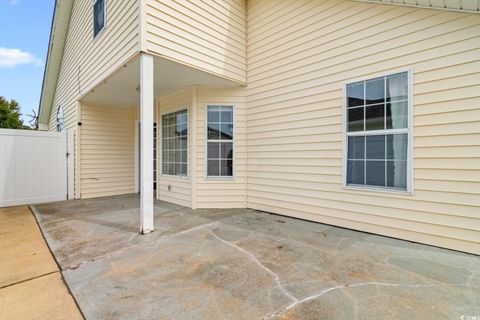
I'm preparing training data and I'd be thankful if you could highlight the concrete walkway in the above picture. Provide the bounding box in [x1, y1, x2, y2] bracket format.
[33, 195, 480, 320]
[0, 206, 83, 320]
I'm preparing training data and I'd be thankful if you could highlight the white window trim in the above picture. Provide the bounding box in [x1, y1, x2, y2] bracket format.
[93, 0, 106, 39]
[204, 105, 235, 180]
[342, 68, 414, 195]
[160, 107, 189, 179]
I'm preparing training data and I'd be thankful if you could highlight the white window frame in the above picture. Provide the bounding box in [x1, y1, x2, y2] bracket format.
[160, 107, 189, 178]
[342, 69, 414, 195]
[93, 0, 106, 39]
[204, 105, 235, 180]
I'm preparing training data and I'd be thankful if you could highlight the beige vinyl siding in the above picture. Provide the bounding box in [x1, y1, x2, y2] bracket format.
[157, 89, 193, 207]
[246, 0, 480, 254]
[195, 87, 247, 208]
[80, 105, 136, 198]
[144, 0, 247, 84]
[48, 0, 139, 131]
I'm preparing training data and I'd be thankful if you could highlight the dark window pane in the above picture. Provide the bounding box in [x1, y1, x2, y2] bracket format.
[165, 163, 173, 175]
[347, 82, 364, 108]
[386, 161, 407, 189]
[220, 159, 233, 176]
[348, 136, 365, 160]
[366, 135, 385, 159]
[208, 160, 220, 176]
[387, 72, 408, 102]
[207, 123, 220, 139]
[365, 104, 384, 131]
[182, 150, 187, 163]
[347, 107, 364, 132]
[179, 136, 187, 149]
[208, 142, 220, 158]
[347, 160, 364, 185]
[174, 138, 182, 149]
[386, 101, 408, 129]
[93, 0, 105, 37]
[167, 124, 175, 137]
[386, 134, 408, 160]
[219, 123, 233, 140]
[366, 77, 385, 105]
[175, 163, 182, 175]
[208, 106, 220, 122]
[176, 122, 187, 136]
[220, 142, 233, 159]
[175, 150, 182, 162]
[181, 164, 188, 176]
[221, 108, 233, 122]
[366, 161, 385, 186]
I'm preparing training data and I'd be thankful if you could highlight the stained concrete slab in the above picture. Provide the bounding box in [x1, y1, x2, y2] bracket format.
[0, 272, 83, 320]
[33, 195, 480, 320]
[0, 205, 83, 320]
[0, 206, 59, 287]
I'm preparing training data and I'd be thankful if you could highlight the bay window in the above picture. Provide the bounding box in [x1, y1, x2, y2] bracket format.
[162, 110, 188, 176]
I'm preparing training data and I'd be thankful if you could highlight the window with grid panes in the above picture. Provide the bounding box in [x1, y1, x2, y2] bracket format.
[162, 110, 188, 176]
[93, 0, 105, 38]
[345, 72, 410, 191]
[207, 106, 233, 177]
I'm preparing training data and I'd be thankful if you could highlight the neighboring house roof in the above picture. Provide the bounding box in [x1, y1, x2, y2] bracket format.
[358, 0, 480, 12]
[38, 0, 74, 129]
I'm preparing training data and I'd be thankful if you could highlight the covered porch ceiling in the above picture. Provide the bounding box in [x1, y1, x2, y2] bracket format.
[80, 54, 243, 108]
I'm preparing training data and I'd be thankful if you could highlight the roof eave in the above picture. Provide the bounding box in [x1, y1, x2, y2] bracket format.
[37, 0, 74, 129]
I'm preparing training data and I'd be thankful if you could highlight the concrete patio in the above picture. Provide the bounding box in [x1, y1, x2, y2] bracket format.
[32, 194, 480, 319]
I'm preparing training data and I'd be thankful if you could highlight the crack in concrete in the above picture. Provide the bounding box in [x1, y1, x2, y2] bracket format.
[202, 227, 298, 303]
[264, 281, 476, 319]
[63, 222, 218, 271]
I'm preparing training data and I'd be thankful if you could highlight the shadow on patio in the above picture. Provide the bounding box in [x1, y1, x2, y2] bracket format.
[32, 194, 480, 319]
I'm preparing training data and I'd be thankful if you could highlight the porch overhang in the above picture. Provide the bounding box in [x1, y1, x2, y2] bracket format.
[78, 52, 244, 233]
[80, 53, 243, 108]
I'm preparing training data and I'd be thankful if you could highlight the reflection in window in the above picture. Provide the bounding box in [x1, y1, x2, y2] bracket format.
[162, 110, 187, 176]
[93, 0, 105, 37]
[346, 72, 409, 190]
[207, 106, 233, 177]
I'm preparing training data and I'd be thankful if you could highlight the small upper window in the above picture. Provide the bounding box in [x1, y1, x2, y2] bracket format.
[345, 72, 410, 191]
[56, 106, 64, 132]
[93, 0, 105, 38]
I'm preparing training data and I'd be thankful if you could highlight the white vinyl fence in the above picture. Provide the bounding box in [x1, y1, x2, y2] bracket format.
[0, 129, 67, 207]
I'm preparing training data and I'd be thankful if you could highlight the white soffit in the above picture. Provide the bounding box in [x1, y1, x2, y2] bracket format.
[356, 0, 480, 12]
[80, 55, 242, 108]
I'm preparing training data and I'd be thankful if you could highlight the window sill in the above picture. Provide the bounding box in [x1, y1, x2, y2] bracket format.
[204, 176, 235, 181]
[343, 184, 413, 196]
[160, 174, 190, 181]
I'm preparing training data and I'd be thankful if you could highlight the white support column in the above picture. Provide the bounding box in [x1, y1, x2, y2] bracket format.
[140, 53, 154, 233]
